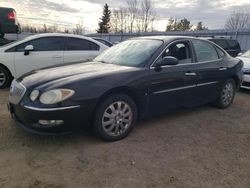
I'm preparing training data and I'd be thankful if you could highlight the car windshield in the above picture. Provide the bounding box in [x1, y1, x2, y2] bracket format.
[94, 39, 163, 67]
[240, 50, 250, 58]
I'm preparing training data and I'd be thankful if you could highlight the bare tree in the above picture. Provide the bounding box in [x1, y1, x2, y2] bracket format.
[225, 11, 250, 30]
[110, 0, 156, 33]
[117, 8, 127, 33]
[50, 24, 58, 32]
[110, 9, 119, 32]
[43, 24, 47, 33]
[74, 19, 84, 35]
[127, 0, 139, 32]
[141, 0, 153, 32]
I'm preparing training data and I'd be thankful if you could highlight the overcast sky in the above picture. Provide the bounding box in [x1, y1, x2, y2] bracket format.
[1, 0, 250, 33]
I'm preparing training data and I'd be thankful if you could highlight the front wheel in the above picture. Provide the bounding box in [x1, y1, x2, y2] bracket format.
[93, 94, 138, 141]
[215, 79, 236, 109]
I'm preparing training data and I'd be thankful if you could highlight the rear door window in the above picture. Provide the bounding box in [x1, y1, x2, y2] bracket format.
[192, 40, 219, 62]
[66, 38, 100, 51]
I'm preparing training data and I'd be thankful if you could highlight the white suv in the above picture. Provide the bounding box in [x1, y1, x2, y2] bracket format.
[0, 33, 109, 88]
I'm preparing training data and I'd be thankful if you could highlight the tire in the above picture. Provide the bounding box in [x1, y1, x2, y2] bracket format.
[93, 94, 138, 141]
[0, 66, 12, 89]
[214, 79, 236, 109]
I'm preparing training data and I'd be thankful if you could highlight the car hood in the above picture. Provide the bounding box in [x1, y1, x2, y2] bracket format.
[237, 56, 250, 69]
[18, 62, 139, 88]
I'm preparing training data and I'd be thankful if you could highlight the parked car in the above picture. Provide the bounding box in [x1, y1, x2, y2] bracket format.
[0, 7, 20, 38]
[8, 36, 243, 141]
[0, 38, 15, 46]
[0, 33, 109, 88]
[92, 37, 113, 47]
[208, 37, 241, 57]
[237, 50, 250, 89]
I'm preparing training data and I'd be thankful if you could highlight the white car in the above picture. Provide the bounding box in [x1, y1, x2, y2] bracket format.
[0, 33, 109, 88]
[237, 50, 250, 89]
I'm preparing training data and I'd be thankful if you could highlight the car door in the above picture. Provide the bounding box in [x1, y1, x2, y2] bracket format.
[147, 40, 198, 114]
[191, 39, 227, 104]
[13, 37, 65, 77]
[63, 37, 101, 63]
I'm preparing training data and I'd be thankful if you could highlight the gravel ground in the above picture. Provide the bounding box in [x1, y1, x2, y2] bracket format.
[0, 89, 250, 188]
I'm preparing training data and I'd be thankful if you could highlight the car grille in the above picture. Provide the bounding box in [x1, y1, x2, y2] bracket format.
[9, 80, 26, 104]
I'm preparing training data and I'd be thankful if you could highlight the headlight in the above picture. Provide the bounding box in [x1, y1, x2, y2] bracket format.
[30, 90, 39, 101]
[40, 89, 75, 104]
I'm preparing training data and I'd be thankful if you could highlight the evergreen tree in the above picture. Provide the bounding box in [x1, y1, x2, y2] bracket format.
[176, 18, 192, 31]
[166, 18, 192, 31]
[196, 21, 208, 30]
[97, 4, 111, 33]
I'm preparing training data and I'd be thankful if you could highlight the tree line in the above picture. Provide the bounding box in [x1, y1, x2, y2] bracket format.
[20, 0, 250, 34]
[97, 0, 209, 33]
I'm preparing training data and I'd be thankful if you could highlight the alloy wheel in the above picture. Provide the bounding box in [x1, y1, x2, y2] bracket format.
[102, 101, 133, 137]
[221, 82, 234, 106]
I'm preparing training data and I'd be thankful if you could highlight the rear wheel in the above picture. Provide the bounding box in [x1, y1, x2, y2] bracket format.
[215, 79, 236, 109]
[0, 66, 12, 89]
[93, 94, 137, 141]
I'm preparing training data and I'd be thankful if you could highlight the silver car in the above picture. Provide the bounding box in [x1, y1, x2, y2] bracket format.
[237, 51, 250, 89]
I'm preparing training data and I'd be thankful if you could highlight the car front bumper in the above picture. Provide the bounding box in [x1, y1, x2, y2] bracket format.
[8, 103, 92, 135]
[241, 74, 250, 90]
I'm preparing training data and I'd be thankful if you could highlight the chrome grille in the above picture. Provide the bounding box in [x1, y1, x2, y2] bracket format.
[9, 80, 26, 104]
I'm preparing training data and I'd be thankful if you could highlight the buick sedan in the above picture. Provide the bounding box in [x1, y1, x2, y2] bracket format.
[8, 36, 243, 141]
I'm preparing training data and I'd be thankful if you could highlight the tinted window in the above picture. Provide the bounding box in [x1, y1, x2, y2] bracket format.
[211, 39, 228, 49]
[15, 41, 30, 52]
[31, 37, 65, 51]
[66, 38, 100, 51]
[227, 40, 240, 50]
[163, 41, 192, 64]
[193, 40, 219, 62]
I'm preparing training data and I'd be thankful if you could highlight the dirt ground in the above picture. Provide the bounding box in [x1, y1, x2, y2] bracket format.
[0, 89, 250, 188]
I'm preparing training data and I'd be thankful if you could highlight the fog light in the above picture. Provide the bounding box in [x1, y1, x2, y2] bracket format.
[38, 120, 64, 126]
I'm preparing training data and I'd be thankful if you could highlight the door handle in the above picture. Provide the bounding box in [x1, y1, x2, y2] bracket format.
[185, 72, 197, 76]
[51, 55, 62, 59]
[219, 67, 227, 71]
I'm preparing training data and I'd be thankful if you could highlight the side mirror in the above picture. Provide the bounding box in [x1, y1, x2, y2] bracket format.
[24, 45, 34, 56]
[155, 56, 178, 67]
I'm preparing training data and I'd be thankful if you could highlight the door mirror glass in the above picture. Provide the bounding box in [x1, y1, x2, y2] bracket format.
[24, 45, 34, 55]
[155, 56, 179, 67]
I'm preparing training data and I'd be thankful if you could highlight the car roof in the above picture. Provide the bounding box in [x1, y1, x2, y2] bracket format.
[1, 33, 106, 49]
[0, 7, 15, 11]
[22, 33, 94, 41]
[133, 35, 200, 42]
